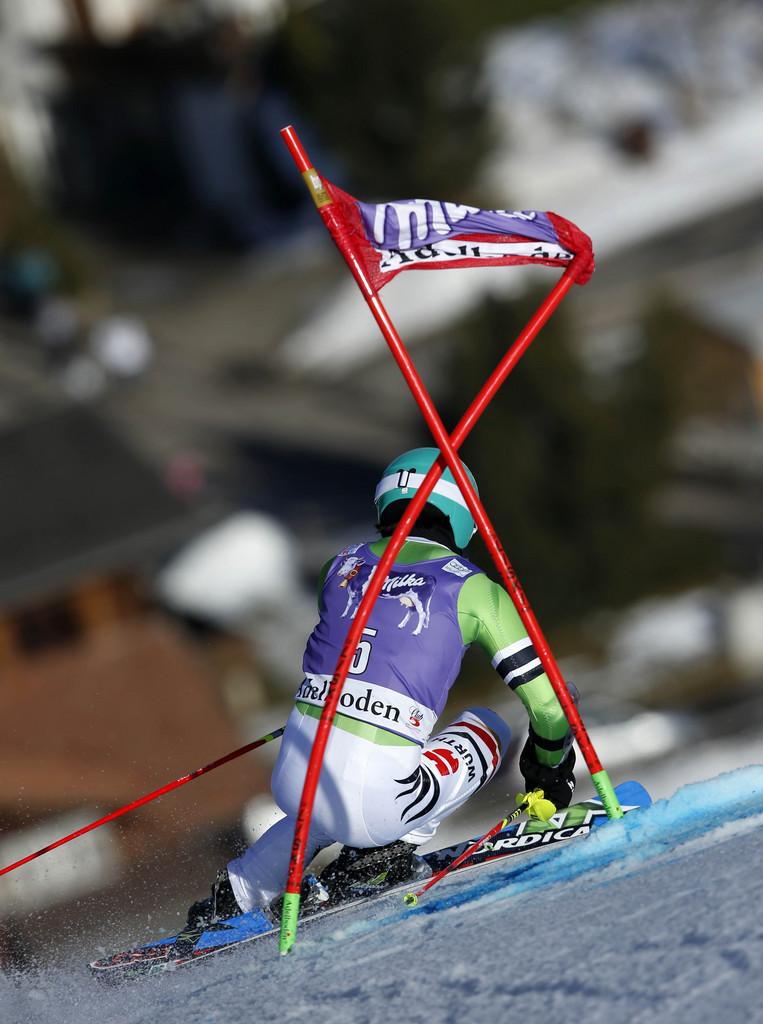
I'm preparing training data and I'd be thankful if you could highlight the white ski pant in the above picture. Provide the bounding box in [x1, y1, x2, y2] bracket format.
[228, 704, 510, 912]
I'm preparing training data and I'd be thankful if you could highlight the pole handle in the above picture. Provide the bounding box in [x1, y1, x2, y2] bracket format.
[404, 789, 554, 906]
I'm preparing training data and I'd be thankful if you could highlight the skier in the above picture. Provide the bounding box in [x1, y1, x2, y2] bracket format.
[187, 448, 576, 925]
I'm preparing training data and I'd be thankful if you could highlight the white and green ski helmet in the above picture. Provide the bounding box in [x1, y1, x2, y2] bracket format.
[374, 447, 479, 550]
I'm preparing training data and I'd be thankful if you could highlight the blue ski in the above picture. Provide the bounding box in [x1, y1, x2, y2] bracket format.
[89, 780, 650, 982]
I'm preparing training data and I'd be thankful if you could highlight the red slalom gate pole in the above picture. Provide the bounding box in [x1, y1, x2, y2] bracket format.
[0, 727, 284, 879]
[277, 127, 613, 955]
[280, 127, 616, 795]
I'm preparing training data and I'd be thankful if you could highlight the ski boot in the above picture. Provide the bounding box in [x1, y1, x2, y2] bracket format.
[185, 868, 241, 929]
[268, 874, 330, 922]
[319, 839, 431, 903]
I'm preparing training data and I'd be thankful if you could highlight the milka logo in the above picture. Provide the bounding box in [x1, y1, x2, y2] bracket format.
[367, 200, 538, 250]
[382, 573, 427, 592]
[339, 565, 436, 636]
[372, 201, 476, 249]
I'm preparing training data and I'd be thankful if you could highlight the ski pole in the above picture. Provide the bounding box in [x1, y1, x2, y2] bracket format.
[403, 789, 556, 907]
[0, 726, 284, 879]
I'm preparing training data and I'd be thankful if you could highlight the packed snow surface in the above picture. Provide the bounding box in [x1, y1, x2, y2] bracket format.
[2, 766, 762, 1024]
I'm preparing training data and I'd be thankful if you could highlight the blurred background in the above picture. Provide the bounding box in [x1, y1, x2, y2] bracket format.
[1, 0, 762, 970]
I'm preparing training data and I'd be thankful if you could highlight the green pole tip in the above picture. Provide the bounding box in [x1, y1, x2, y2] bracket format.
[278, 891, 302, 956]
[591, 769, 624, 820]
[403, 892, 418, 908]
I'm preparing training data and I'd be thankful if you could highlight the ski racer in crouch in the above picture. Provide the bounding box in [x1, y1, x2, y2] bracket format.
[187, 447, 577, 925]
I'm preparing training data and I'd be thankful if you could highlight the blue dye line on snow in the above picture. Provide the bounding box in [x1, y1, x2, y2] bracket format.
[333, 765, 763, 942]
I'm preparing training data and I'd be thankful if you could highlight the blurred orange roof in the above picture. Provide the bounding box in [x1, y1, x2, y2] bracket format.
[0, 617, 266, 848]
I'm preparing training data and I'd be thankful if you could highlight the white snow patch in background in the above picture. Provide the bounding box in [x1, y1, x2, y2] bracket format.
[156, 511, 302, 625]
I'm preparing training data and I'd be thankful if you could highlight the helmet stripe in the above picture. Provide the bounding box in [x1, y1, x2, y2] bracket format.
[374, 472, 471, 512]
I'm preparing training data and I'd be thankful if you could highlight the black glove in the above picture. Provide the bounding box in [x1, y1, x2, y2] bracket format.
[519, 736, 576, 809]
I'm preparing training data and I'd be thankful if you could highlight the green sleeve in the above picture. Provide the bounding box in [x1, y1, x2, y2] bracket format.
[457, 573, 571, 768]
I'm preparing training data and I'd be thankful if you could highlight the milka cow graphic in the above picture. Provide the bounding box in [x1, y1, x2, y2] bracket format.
[336, 557, 435, 637]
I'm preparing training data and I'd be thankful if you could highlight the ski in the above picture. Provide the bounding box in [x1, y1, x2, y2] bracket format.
[88, 780, 650, 982]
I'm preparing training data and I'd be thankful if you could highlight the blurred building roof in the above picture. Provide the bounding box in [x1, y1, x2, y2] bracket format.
[0, 615, 263, 844]
[0, 407, 196, 610]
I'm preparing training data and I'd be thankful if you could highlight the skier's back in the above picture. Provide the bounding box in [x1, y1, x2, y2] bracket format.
[189, 448, 576, 922]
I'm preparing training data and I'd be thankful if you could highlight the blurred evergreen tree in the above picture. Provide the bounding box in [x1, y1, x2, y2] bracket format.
[274, 0, 491, 199]
[439, 290, 724, 630]
[273, 0, 605, 199]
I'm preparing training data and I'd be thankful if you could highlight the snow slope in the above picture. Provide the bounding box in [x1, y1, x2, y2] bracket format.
[3, 766, 762, 1024]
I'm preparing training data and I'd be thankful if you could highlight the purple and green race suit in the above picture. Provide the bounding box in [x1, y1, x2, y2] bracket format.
[298, 536, 571, 766]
